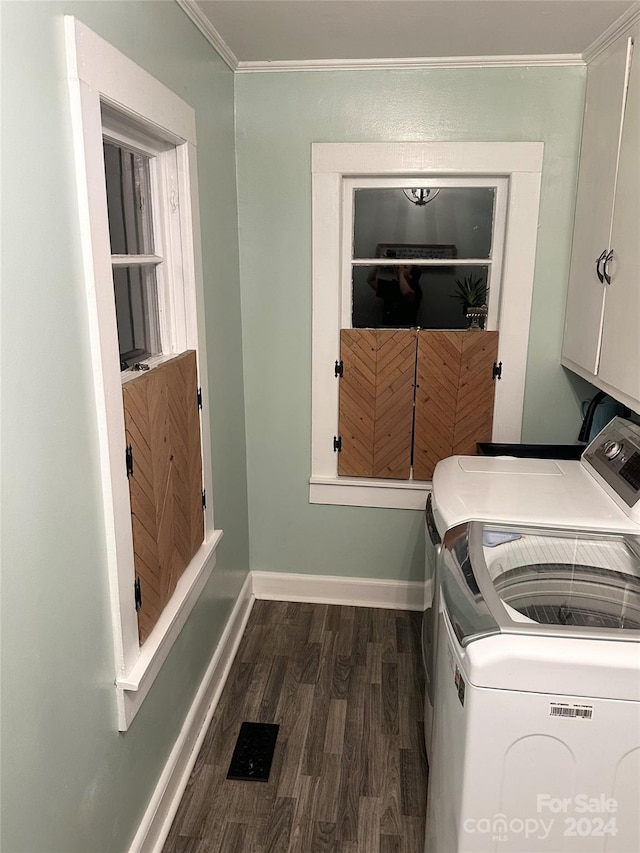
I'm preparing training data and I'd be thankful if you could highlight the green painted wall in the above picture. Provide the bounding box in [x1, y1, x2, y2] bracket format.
[0, 2, 249, 850]
[235, 67, 589, 581]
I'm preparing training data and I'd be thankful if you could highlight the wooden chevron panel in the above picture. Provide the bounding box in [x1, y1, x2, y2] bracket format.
[338, 329, 416, 479]
[122, 351, 204, 644]
[413, 331, 498, 481]
[372, 330, 417, 479]
[413, 332, 460, 481]
[123, 377, 162, 645]
[453, 332, 499, 456]
[338, 330, 377, 476]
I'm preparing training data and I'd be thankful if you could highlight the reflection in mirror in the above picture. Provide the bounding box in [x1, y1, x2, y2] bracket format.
[353, 188, 495, 260]
[352, 264, 490, 330]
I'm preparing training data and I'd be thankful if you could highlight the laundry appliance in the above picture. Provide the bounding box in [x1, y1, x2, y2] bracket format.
[422, 417, 640, 852]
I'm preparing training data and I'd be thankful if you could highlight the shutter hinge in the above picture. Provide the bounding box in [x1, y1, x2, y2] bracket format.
[202, 489, 207, 511]
[333, 436, 342, 452]
[134, 577, 142, 612]
[334, 360, 344, 378]
[492, 361, 503, 380]
[197, 387, 203, 410]
[126, 444, 134, 478]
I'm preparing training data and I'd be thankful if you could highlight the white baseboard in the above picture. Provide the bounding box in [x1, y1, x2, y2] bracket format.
[251, 570, 425, 611]
[130, 570, 425, 851]
[129, 572, 254, 853]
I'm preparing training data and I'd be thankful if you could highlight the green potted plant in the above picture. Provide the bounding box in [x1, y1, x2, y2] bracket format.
[451, 274, 489, 328]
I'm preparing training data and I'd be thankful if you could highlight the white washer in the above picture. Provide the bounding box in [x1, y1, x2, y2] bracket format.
[423, 424, 640, 762]
[423, 418, 640, 852]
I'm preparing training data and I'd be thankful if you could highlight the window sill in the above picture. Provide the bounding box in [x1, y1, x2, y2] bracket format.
[115, 529, 223, 730]
[309, 476, 430, 510]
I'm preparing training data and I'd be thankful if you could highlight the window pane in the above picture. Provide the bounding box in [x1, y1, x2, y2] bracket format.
[353, 188, 495, 260]
[103, 141, 154, 255]
[113, 265, 160, 368]
[352, 264, 490, 329]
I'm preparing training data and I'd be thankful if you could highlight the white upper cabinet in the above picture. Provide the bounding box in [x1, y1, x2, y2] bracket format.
[562, 32, 634, 377]
[597, 32, 640, 403]
[562, 20, 640, 415]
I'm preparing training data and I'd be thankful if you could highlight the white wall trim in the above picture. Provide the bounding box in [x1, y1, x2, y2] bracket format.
[129, 569, 424, 850]
[129, 572, 254, 853]
[236, 54, 585, 74]
[176, 0, 639, 73]
[251, 571, 425, 611]
[175, 0, 239, 71]
[309, 477, 430, 510]
[583, 2, 640, 65]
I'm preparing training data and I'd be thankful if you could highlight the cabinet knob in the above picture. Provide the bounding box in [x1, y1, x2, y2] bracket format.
[595, 249, 607, 283]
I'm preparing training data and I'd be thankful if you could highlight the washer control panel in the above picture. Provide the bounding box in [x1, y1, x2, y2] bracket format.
[583, 418, 640, 510]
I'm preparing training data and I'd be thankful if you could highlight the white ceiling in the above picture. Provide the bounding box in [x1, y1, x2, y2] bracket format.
[191, 0, 636, 66]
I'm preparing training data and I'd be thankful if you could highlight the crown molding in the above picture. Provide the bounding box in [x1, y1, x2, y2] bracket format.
[176, 0, 239, 71]
[583, 1, 640, 65]
[235, 54, 584, 73]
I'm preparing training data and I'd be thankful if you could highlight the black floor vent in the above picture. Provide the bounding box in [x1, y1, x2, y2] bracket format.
[226, 722, 279, 782]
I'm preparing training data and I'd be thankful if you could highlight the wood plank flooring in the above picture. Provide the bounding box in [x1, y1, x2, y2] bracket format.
[163, 600, 428, 852]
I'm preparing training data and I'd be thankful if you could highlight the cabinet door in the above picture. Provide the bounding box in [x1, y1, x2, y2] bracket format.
[122, 351, 204, 644]
[338, 329, 417, 479]
[598, 33, 640, 402]
[562, 36, 633, 374]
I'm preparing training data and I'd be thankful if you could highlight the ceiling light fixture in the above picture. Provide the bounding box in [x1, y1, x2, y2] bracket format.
[403, 188, 440, 206]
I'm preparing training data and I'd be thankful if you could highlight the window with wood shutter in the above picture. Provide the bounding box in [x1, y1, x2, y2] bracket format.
[310, 142, 543, 509]
[337, 329, 498, 482]
[122, 351, 204, 643]
[66, 18, 222, 729]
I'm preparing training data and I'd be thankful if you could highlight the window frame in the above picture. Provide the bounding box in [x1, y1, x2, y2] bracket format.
[65, 17, 222, 730]
[310, 142, 544, 510]
[102, 134, 162, 366]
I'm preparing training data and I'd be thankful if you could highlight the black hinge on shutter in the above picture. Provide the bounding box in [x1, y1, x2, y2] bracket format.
[202, 489, 207, 511]
[334, 360, 344, 378]
[333, 436, 342, 452]
[126, 444, 134, 478]
[197, 387, 203, 410]
[134, 577, 142, 612]
[492, 361, 503, 380]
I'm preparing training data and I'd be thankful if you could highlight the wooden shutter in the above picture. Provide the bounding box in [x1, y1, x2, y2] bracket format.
[413, 331, 499, 481]
[338, 329, 417, 479]
[122, 351, 204, 644]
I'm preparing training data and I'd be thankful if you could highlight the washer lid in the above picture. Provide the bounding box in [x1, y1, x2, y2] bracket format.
[432, 455, 637, 535]
[439, 522, 640, 646]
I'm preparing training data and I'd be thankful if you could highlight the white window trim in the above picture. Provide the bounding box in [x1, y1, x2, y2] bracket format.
[65, 17, 222, 730]
[310, 141, 544, 510]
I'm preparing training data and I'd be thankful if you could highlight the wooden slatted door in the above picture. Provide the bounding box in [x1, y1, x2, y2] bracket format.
[413, 331, 499, 480]
[122, 350, 204, 644]
[338, 329, 417, 479]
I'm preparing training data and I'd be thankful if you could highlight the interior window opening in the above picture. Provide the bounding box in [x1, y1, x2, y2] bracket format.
[349, 184, 498, 331]
[103, 138, 163, 369]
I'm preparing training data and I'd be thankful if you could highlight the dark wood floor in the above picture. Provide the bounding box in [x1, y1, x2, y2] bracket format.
[163, 600, 428, 852]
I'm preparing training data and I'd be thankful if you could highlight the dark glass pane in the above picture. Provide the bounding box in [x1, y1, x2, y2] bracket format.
[103, 141, 154, 255]
[113, 265, 159, 368]
[352, 264, 489, 330]
[353, 188, 495, 260]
